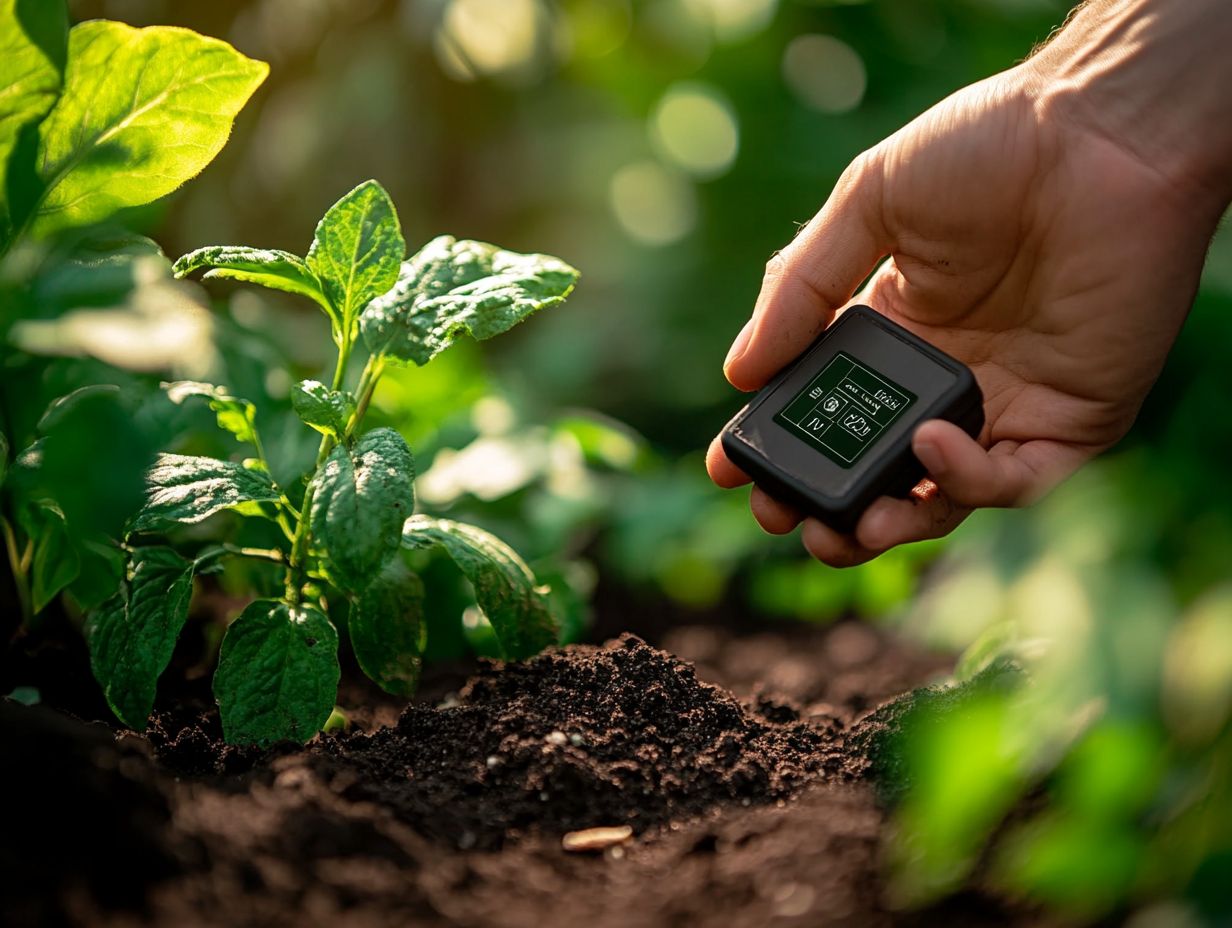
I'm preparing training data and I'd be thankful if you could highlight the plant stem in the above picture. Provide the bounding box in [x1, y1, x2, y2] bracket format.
[285, 433, 332, 603]
[222, 544, 285, 563]
[332, 337, 353, 392]
[1, 516, 32, 626]
[283, 350, 389, 602]
[284, 317, 364, 601]
[346, 354, 385, 440]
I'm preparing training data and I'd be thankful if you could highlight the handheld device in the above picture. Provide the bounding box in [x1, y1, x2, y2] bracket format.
[720, 305, 984, 532]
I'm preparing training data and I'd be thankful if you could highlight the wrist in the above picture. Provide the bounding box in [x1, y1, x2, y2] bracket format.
[1025, 0, 1232, 209]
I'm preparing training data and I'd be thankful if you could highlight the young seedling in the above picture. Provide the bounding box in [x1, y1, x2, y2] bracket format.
[87, 179, 579, 745]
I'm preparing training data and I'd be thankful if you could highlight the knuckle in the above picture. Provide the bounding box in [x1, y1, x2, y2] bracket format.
[763, 250, 789, 282]
[840, 147, 878, 188]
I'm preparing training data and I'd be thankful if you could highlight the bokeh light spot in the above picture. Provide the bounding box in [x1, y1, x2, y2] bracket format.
[608, 160, 697, 246]
[559, 0, 632, 59]
[782, 34, 867, 114]
[650, 83, 740, 179]
[683, 0, 778, 43]
[435, 0, 544, 82]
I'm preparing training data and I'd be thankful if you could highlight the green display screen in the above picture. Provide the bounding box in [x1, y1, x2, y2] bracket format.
[774, 352, 917, 468]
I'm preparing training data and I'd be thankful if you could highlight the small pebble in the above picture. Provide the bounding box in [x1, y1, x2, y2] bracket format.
[561, 825, 634, 853]
[568, 733, 584, 747]
[545, 730, 567, 746]
[485, 755, 501, 769]
[539, 791, 550, 801]
[741, 798, 751, 807]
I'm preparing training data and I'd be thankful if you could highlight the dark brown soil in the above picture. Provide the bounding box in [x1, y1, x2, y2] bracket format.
[1, 622, 1037, 928]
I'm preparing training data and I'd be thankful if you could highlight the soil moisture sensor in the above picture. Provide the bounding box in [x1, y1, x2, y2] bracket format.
[721, 305, 984, 532]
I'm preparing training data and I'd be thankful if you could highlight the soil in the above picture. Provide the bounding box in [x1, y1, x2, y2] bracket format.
[1, 618, 1039, 928]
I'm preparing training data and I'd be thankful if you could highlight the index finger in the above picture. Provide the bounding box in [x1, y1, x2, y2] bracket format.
[724, 152, 890, 392]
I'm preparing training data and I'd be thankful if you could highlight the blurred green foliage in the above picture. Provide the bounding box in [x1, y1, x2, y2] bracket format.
[887, 287, 1232, 922]
[4, 0, 1232, 920]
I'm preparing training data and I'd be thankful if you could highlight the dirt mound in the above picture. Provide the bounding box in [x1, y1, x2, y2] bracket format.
[303, 634, 846, 848]
[3, 622, 1031, 927]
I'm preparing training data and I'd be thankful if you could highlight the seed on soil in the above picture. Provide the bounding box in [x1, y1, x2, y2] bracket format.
[568, 733, 584, 747]
[485, 755, 501, 768]
[545, 730, 567, 746]
[561, 825, 634, 853]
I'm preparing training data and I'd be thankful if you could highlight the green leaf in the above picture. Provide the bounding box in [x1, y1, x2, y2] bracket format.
[402, 515, 557, 659]
[0, 431, 9, 485]
[305, 180, 404, 340]
[311, 427, 414, 594]
[172, 246, 332, 318]
[66, 538, 125, 612]
[0, 0, 67, 242]
[30, 231, 167, 311]
[128, 453, 280, 536]
[164, 381, 259, 446]
[213, 599, 340, 746]
[361, 236, 579, 366]
[85, 546, 197, 729]
[349, 558, 425, 696]
[16, 501, 79, 614]
[290, 379, 355, 438]
[36, 384, 121, 434]
[30, 21, 268, 237]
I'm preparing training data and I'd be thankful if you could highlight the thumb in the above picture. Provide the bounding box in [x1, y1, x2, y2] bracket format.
[724, 151, 890, 391]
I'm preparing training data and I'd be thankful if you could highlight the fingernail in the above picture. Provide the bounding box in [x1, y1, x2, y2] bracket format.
[724, 319, 754, 370]
[914, 439, 946, 476]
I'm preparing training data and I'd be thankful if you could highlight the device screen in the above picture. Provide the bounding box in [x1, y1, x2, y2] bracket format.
[773, 351, 917, 468]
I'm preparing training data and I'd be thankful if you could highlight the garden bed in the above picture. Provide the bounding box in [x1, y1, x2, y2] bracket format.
[2, 616, 1037, 928]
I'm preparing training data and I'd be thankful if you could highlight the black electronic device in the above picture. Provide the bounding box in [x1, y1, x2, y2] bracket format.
[720, 305, 984, 532]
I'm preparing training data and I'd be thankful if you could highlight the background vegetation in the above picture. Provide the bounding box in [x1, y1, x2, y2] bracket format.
[4, 0, 1232, 923]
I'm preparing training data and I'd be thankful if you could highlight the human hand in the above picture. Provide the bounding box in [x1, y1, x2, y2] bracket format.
[708, 7, 1232, 567]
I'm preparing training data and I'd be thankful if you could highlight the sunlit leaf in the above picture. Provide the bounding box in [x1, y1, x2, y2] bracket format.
[0, 0, 67, 242]
[128, 453, 280, 535]
[30, 21, 267, 236]
[305, 179, 403, 340]
[172, 246, 332, 318]
[361, 235, 578, 365]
